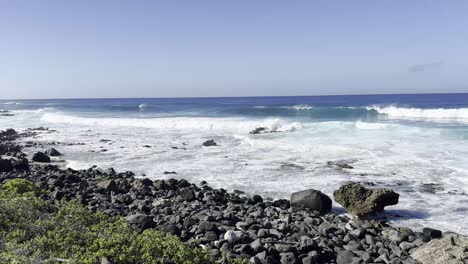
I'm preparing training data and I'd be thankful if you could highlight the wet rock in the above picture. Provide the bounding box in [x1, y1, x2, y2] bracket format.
[411, 233, 468, 264]
[250, 127, 267, 134]
[333, 182, 399, 217]
[202, 140, 217, 147]
[291, 189, 332, 214]
[422, 227, 442, 240]
[45, 148, 62, 156]
[32, 152, 51, 163]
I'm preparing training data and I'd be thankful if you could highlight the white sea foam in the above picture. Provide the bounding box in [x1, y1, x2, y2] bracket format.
[368, 106, 468, 121]
[355, 121, 390, 130]
[2, 108, 468, 235]
[41, 113, 303, 133]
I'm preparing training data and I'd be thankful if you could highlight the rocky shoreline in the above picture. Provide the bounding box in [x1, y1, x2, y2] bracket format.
[1, 128, 467, 264]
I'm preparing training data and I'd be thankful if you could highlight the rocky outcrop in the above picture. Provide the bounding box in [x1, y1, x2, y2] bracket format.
[290, 189, 332, 214]
[411, 233, 468, 264]
[333, 182, 399, 217]
[32, 152, 51, 163]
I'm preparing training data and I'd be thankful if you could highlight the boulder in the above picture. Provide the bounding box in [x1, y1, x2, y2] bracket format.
[422, 227, 442, 240]
[97, 179, 118, 192]
[0, 158, 12, 172]
[411, 233, 468, 264]
[290, 189, 332, 214]
[224, 230, 244, 244]
[32, 152, 51, 163]
[202, 140, 217, 147]
[45, 148, 62, 156]
[333, 182, 399, 217]
[125, 213, 156, 231]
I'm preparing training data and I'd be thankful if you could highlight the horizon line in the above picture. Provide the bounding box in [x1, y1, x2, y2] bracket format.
[1, 91, 468, 101]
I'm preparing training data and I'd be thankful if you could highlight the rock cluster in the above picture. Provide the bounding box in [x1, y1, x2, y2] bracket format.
[0, 162, 428, 264]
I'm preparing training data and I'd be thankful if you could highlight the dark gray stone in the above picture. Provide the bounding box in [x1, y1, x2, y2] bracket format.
[125, 213, 156, 230]
[290, 189, 332, 214]
[32, 152, 50, 163]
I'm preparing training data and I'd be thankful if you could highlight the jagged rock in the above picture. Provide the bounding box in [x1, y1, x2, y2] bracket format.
[411, 233, 468, 264]
[46, 148, 62, 156]
[333, 182, 399, 217]
[202, 140, 217, 147]
[97, 179, 118, 192]
[291, 189, 332, 214]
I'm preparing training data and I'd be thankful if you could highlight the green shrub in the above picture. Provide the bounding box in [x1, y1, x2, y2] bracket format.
[0, 179, 247, 264]
[0, 178, 42, 198]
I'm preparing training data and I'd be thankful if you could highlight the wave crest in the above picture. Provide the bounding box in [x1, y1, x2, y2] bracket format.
[368, 106, 468, 120]
[41, 113, 302, 133]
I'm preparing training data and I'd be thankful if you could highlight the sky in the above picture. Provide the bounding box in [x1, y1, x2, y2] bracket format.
[1, 0, 467, 99]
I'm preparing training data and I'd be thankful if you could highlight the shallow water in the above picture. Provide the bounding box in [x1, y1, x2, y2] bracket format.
[1, 94, 468, 234]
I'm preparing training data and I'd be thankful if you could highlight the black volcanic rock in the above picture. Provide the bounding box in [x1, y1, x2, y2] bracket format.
[291, 189, 332, 214]
[202, 139, 217, 147]
[0, 158, 12, 172]
[32, 152, 51, 163]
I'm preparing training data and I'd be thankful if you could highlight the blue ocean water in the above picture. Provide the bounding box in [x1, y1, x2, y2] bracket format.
[2, 93, 468, 122]
[1, 93, 468, 234]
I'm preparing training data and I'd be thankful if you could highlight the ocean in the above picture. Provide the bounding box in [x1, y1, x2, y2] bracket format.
[1, 93, 468, 234]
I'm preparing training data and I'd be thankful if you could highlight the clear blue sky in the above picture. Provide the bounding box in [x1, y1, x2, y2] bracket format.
[1, 0, 467, 99]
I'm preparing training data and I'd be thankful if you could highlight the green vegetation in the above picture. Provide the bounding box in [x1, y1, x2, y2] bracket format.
[0, 179, 248, 264]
